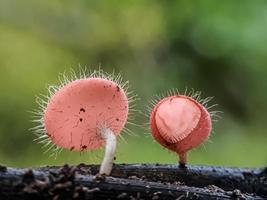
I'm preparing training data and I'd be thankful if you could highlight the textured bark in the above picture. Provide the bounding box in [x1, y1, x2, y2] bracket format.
[0, 164, 266, 200]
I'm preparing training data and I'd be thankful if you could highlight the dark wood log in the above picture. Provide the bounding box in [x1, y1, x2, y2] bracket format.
[85, 164, 267, 197]
[37, 163, 267, 197]
[0, 164, 266, 200]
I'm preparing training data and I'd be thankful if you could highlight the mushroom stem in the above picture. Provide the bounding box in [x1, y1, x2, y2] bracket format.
[178, 152, 187, 168]
[99, 128, 117, 175]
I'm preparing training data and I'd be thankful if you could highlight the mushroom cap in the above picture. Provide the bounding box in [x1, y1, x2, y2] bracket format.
[150, 95, 211, 154]
[44, 78, 128, 151]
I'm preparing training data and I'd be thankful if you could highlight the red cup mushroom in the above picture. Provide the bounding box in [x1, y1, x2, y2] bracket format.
[149, 89, 220, 167]
[32, 69, 137, 175]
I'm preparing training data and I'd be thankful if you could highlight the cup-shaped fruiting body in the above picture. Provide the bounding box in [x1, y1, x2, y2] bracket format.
[32, 69, 137, 175]
[149, 90, 218, 166]
[44, 78, 128, 152]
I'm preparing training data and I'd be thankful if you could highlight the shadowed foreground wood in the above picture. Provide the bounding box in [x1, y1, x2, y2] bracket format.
[88, 164, 267, 197]
[0, 164, 266, 200]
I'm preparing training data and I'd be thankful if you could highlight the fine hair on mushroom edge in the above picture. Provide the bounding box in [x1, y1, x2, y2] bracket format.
[145, 88, 222, 167]
[30, 68, 138, 175]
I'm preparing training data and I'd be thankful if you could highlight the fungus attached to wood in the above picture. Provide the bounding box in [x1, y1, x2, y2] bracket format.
[149, 89, 221, 166]
[32, 69, 137, 175]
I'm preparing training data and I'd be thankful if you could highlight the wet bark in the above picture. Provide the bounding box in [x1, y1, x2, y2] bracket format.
[0, 164, 266, 200]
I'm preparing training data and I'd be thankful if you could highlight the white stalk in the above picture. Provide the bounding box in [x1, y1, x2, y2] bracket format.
[99, 128, 117, 175]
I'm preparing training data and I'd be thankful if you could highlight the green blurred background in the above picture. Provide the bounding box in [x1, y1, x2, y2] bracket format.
[0, 0, 266, 168]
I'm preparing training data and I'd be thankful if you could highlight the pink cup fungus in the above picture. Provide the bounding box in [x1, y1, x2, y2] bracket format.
[149, 89, 220, 167]
[31, 69, 137, 175]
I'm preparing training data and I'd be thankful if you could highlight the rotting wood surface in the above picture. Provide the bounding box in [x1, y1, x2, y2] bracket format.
[0, 164, 266, 200]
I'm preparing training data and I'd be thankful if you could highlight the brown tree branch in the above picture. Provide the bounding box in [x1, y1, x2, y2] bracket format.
[0, 164, 266, 200]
